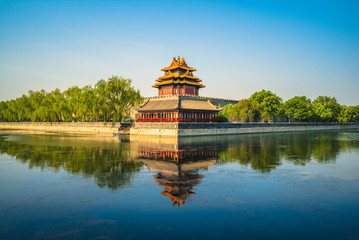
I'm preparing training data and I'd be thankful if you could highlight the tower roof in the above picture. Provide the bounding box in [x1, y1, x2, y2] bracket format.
[154, 56, 205, 89]
[161, 56, 196, 71]
[136, 95, 222, 112]
[152, 80, 204, 88]
[155, 69, 202, 82]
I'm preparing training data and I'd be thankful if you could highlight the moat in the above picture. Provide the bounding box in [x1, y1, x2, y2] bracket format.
[0, 130, 359, 239]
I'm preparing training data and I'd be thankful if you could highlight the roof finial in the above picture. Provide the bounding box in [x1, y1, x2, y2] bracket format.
[177, 56, 180, 61]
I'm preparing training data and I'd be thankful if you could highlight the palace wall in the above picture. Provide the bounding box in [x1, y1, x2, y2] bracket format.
[0, 122, 122, 135]
[131, 122, 359, 136]
[1, 121, 358, 136]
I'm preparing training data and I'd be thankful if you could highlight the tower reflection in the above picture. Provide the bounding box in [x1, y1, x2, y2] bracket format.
[131, 136, 219, 207]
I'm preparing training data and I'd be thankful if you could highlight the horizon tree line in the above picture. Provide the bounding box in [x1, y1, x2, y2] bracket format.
[219, 90, 359, 123]
[1, 81, 358, 123]
[0, 76, 142, 122]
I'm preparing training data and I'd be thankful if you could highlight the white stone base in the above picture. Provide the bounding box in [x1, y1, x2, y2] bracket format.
[130, 124, 359, 136]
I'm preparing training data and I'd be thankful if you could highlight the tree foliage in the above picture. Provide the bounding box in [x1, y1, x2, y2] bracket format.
[312, 96, 341, 122]
[219, 100, 260, 122]
[0, 76, 142, 122]
[218, 104, 235, 122]
[283, 96, 312, 122]
[249, 90, 283, 121]
[338, 105, 359, 123]
[235, 99, 260, 122]
[218, 90, 358, 123]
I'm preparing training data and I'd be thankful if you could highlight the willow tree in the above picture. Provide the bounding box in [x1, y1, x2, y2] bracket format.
[95, 76, 142, 122]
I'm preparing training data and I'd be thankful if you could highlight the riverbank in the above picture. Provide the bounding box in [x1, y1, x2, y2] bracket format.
[131, 122, 359, 136]
[1, 122, 358, 136]
[0, 122, 122, 135]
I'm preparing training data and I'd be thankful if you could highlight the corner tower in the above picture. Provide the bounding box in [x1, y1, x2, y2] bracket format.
[153, 56, 205, 96]
[136, 57, 221, 123]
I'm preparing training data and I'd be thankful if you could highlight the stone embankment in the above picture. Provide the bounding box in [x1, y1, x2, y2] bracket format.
[1, 122, 358, 136]
[0, 122, 122, 135]
[131, 122, 359, 136]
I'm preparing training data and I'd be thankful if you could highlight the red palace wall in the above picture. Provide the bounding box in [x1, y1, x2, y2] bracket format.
[158, 87, 199, 96]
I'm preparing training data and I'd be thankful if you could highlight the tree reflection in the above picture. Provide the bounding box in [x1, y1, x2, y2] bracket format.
[311, 132, 342, 163]
[0, 135, 143, 190]
[0, 130, 358, 194]
[279, 133, 313, 165]
[218, 135, 281, 173]
[218, 131, 359, 170]
[278, 132, 350, 164]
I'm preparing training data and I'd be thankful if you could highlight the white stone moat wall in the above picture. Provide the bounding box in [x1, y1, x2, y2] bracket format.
[131, 122, 359, 136]
[0, 122, 122, 135]
[1, 122, 358, 136]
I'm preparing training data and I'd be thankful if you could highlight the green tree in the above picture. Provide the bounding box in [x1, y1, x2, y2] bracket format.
[4, 100, 18, 122]
[338, 105, 358, 123]
[0, 75, 141, 122]
[283, 96, 312, 122]
[95, 76, 142, 122]
[312, 96, 341, 122]
[63, 86, 82, 122]
[0, 102, 7, 121]
[15, 95, 32, 121]
[79, 85, 96, 121]
[219, 104, 236, 122]
[249, 90, 283, 122]
[235, 99, 260, 122]
[50, 88, 66, 122]
[353, 106, 359, 122]
[107, 76, 141, 122]
[28, 90, 46, 122]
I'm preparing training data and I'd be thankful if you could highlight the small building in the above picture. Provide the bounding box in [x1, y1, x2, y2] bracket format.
[137, 57, 222, 122]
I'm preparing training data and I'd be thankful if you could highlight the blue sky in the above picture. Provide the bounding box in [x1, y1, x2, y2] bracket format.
[0, 0, 358, 105]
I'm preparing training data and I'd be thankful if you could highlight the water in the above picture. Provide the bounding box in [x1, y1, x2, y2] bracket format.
[0, 130, 359, 240]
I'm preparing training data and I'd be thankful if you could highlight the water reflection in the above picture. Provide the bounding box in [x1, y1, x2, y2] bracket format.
[131, 136, 219, 207]
[219, 131, 359, 171]
[0, 133, 143, 190]
[0, 131, 358, 195]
